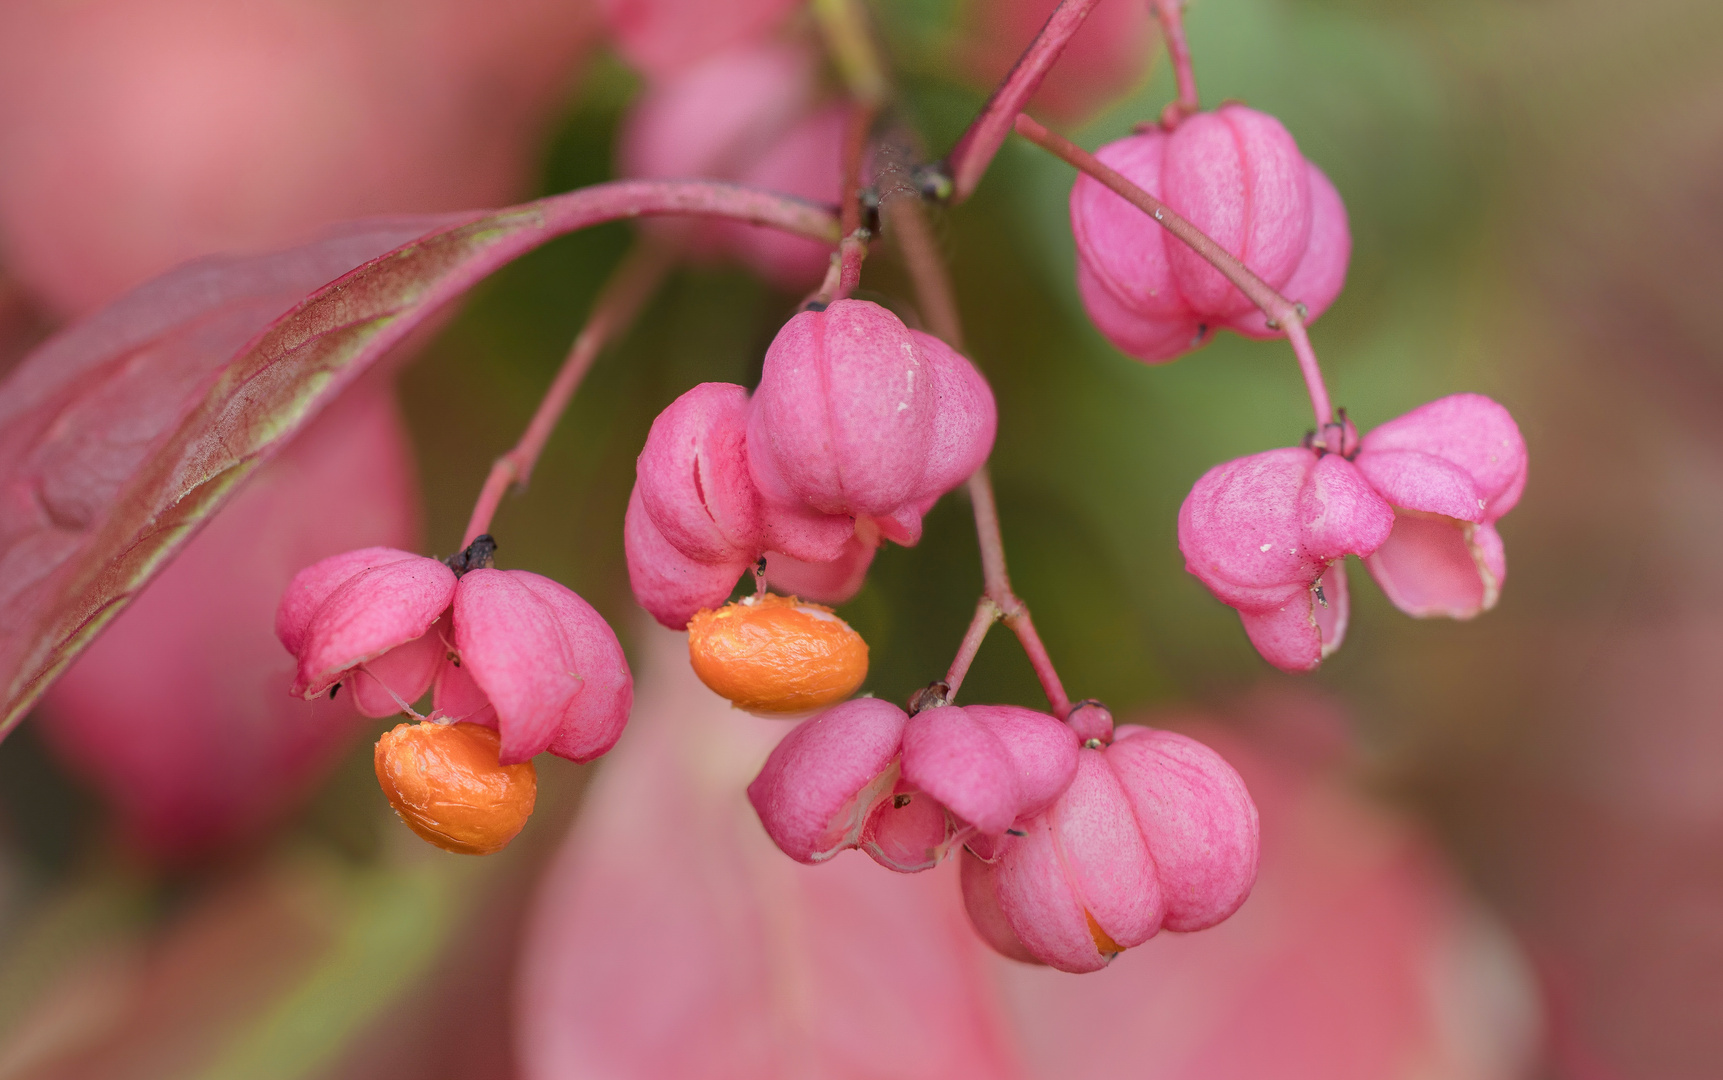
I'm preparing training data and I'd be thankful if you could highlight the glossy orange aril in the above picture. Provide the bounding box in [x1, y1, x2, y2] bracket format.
[374, 721, 537, 855]
[687, 593, 868, 713]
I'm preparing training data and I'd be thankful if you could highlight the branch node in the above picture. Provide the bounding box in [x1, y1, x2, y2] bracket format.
[913, 163, 955, 203]
[908, 681, 951, 716]
[446, 534, 497, 577]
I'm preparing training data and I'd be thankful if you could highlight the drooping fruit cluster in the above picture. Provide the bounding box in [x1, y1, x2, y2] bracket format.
[626, 298, 997, 628]
[614, 262, 1259, 972]
[0, 0, 1541, 1002]
[1178, 395, 1527, 671]
[1062, 92, 1528, 671]
[1070, 104, 1349, 363]
[747, 696, 1258, 973]
[275, 537, 632, 853]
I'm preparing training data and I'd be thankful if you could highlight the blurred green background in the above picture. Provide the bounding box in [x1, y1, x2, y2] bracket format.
[3, 0, 1722, 1075]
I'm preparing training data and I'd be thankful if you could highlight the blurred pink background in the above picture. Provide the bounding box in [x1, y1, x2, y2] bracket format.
[2, 0, 1719, 1077]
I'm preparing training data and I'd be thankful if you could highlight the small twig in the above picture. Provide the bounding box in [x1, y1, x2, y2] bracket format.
[839, 101, 878, 238]
[1013, 112, 1333, 426]
[944, 597, 1001, 702]
[810, 97, 880, 307]
[836, 234, 868, 298]
[462, 241, 672, 547]
[967, 469, 1072, 719]
[1283, 318, 1333, 432]
[835, 95, 881, 300]
[1152, 0, 1201, 126]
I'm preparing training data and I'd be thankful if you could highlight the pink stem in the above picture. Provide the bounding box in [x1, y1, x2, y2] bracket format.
[839, 101, 875, 236]
[943, 0, 1105, 203]
[462, 242, 672, 547]
[1013, 113, 1334, 427]
[530, 179, 840, 245]
[966, 469, 1073, 719]
[1283, 317, 1334, 432]
[944, 597, 1000, 702]
[812, 251, 844, 306]
[836, 235, 868, 298]
[826, 100, 879, 302]
[1152, 0, 1200, 124]
[811, 232, 871, 307]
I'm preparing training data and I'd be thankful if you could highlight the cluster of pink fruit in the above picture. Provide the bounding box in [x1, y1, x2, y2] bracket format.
[270, 537, 632, 854]
[621, 293, 1255, 972]
[7, 0, 1531, 983]
[270, 0, 1523, 973]
[1178, 397, 1527, 670]
[1068, 99, 1528, 672]
[750, 697, 1257, 973]
[276, 540, 631, 766]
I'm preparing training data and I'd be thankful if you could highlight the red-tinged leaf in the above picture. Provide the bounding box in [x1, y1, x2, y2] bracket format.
[0, 181, 840, 735]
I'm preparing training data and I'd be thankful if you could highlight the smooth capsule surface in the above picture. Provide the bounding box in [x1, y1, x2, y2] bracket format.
[374, 721, 537, 855]
[687, 593, 868, 713]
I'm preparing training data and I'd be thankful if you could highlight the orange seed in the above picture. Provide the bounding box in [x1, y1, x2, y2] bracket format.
[687, 593, 868, 713]
[374, 721, 537, 855]
[1086, 910, 1125, 956]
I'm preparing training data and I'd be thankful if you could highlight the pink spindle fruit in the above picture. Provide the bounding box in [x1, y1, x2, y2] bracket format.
[990, 697, 1541, 1079]
[961, 727, 1259, 973]
[279, 549, 632, 764]
[432, 569, 634, 764]
[1178, 442, 1394, 672]
[633, 382, 761, 566]
[278, 548, 454, 716]
[38, 382, 420, 860]
[749, 299, 997, 547]
[624, 379, 769, 628]
[751, 697, 1089, 875]
[623, 484, 756, 632]
[626, 301, 996, 628]
[1070, 104, 1350, 363]
[1353, 393, 1528, 619]
[899, 705, 1079, 838]
[746, 697, 909, 864]
[752, 300, 936, 519]
[1180, 396, 1527, 669]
